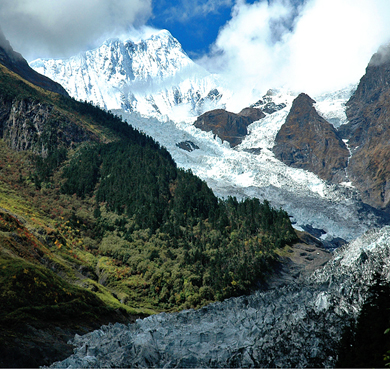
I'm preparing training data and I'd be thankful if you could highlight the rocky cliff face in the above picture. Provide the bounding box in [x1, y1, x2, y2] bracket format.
[273, 93, 349, 182]
[338, 45, 390, 211]
[0, 97, 93, 157]
[49, 226, 390, 368]
[0, 29, 68, 97]
[194, 108, 264, 147]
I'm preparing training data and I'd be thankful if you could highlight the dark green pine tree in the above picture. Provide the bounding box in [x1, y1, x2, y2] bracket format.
[337, 273, 390, 368]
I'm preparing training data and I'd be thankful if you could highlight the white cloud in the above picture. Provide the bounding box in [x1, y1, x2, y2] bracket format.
[200, 0, 390, 111]
[0, 0, 152, 61]
[199, 0, 234, 15]
[286, 0, 390, 94]
[159, 0, 233, 23]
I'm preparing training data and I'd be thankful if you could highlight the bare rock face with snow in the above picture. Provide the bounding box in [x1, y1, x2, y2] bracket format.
[338, 45, 390, 211]
[176, 140, 199, 152]
[273, 93, 349, 183]
[194, 107, 264, 147]
[30, 30, 224, 120]
[251, 89, 287, 114]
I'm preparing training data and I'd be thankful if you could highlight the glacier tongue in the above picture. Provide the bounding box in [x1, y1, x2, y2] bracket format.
[49, 226, 390, 368]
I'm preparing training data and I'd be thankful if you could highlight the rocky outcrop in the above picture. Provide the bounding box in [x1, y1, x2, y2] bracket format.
[176, 140, 199, 152]
[237, 107, 266, 121]
[338, 45, 390, 211]
[0, 97, 93, 157]
[49, 227, 390, 368]
[273, 93, 349, 182]
[0, 29, 68, 97]
[194, 108, 264, 147]
[251, 90, 287, 114]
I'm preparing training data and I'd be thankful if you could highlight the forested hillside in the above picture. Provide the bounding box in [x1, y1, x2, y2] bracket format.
[0, 61, 297, 366]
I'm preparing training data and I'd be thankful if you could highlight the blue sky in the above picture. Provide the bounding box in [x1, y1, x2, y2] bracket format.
[147, 0, 252, 58]
[147, 0, 304, 58]
[1, 0, 390, 100]
[0, 0, 301, 61]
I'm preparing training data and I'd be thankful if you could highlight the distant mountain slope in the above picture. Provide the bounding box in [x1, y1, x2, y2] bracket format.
[0, 29, 68, 97]
[30, 30, 224, 120]
[116, 86, 388, 246]
[270, 45, 390, 214]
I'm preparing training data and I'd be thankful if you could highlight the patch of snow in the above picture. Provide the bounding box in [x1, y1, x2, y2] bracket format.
[293, 225, 305, 232]
[320, 233, 328, 240]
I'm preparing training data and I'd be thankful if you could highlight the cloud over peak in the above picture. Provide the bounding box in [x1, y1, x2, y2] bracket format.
[0, 0, 152, 61]
[200, 0, 390, 110]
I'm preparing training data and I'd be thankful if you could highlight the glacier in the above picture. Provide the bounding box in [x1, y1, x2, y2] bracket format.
[48, 226, 390, 368]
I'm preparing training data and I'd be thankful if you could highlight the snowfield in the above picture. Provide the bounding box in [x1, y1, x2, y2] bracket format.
[30, 30, 226, 120]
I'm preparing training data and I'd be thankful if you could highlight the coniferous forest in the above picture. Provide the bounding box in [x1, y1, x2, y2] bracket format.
[57, 106, 298, 309]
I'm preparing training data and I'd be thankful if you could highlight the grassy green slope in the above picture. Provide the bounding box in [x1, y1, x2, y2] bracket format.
[0, 62, 298, 366]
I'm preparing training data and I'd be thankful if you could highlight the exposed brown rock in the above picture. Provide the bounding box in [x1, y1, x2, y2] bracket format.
[0, 28, 69, 97]
[338, 45, 390, 210]
[273, 93, 349, 182]
[194, 107, 264, 147]
[238, 107, 265, 121]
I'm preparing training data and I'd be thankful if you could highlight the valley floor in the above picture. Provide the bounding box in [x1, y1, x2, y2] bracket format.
[265, 231, 332, 289]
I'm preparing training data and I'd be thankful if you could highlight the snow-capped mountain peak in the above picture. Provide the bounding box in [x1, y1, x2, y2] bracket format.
[30, 30, 224, 120]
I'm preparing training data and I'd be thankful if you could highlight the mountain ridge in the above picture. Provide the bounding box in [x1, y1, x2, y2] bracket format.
[0, 28, 68, 97]
[335, 45, 390, 211]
